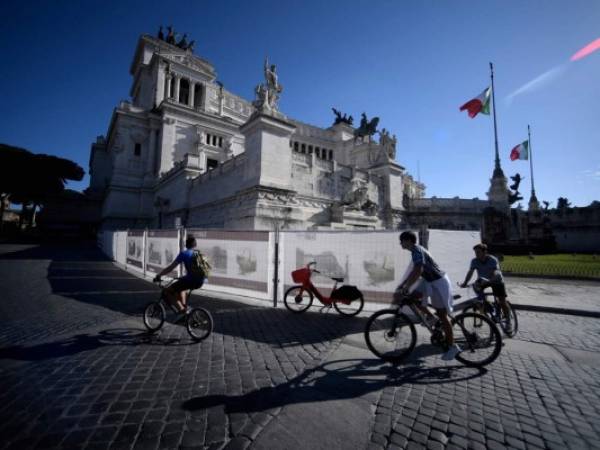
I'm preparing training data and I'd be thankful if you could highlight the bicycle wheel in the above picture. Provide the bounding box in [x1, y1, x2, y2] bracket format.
[452, 312, 502, 367]
[143, 301, 165, 332]
[364, 309, 417, 363]
[333, 294, 364, 316]
[186, 308, 213, 341]
[461, 302, 488, 328]
[284, 285, 314, 313]
[498, 300, 518, 337]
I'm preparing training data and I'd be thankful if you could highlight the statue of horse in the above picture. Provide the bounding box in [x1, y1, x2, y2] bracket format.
[354, 113, 379, 141]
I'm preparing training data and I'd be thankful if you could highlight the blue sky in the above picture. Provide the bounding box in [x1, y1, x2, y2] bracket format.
[1, 0, 599, 207]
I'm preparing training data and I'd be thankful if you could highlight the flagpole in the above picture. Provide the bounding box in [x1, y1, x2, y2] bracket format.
[490, 62, 503, 178]
[528, 124, 537, 201]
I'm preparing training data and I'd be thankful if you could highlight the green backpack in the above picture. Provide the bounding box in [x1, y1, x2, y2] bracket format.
[190, 250, 212, 278]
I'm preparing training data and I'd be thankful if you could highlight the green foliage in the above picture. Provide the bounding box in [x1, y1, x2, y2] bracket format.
[0, 143, 84, 204]
[501, 254, 600, 279]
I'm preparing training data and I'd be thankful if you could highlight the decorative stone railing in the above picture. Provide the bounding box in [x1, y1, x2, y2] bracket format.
[315, 158, 333, 172]
[292, 153, 311, 165]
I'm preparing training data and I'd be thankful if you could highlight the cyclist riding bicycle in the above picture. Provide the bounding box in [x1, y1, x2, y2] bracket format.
[153, 235, 206, 321]
[394, 230, 461, 361]
[460, 243, 510, 318]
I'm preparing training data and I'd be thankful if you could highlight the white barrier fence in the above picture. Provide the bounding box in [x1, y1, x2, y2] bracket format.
[98, 228, 480, 306]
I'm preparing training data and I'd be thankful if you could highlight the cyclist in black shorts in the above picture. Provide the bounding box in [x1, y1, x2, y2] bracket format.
[460, 243, 510, 317]
[153, 236, 205, 318]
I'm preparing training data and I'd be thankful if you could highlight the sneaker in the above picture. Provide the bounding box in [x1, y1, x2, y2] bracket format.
[442, 344, 461, 361]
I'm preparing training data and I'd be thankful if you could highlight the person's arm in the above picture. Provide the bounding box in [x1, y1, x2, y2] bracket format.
[399, 264, 423, 292]
[154, 254, 181, 280]
[461, 268, 475, 288]
[490, 257, 503, 282]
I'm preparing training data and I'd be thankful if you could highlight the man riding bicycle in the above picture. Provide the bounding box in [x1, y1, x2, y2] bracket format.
[460, 243, 510, 318]
[153, 235, 206, 320]
[394, 231, 461, 361]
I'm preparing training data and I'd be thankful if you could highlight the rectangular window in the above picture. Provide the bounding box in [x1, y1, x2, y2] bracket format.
[207, 158, 218, 170]
[218, 137, 223, 148]
[134, 143, 141, 156]
[308, 145, 313, 154]
[294, 142, 299, 152]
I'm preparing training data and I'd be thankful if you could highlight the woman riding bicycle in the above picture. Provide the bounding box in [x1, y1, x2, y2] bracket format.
[153, 235, 205, 320]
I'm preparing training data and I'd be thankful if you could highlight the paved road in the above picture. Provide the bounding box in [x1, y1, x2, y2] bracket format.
[1, 242, 599, 450]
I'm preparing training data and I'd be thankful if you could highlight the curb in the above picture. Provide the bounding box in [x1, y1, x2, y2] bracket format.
[512, 304, 600, 318]
[504, 273, 600, 283]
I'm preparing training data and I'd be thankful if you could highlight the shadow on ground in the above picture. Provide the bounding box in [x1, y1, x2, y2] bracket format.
[0, 241, 369, 348]
[182, 357, 486, 414]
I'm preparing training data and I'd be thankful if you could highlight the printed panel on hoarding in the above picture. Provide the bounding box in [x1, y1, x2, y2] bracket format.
[188, 230, 269, 292]
[145, 230, 180, 277]
[428, 229, 481, 287]
[281, 231, 411, 303]
[126, 230, 144, 269]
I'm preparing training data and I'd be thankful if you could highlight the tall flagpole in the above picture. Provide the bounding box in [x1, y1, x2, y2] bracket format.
[527, 125, 539, 210]
[490, 62, 504, 178]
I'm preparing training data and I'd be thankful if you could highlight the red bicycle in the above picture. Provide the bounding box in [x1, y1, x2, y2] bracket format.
[284, 261, 364, 316]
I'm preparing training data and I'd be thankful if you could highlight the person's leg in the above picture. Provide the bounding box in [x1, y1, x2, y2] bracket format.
[435, 309, 453, 345]
[430, 276, 461, 360]
[168, 280, 187, 312]
[164, 286, 179, 309]
[179, 290, 188, 310]
[492, 283, 510, 316]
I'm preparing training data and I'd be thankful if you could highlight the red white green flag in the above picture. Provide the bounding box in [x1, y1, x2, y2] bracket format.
[459, 87, 491, 118]
[510, 141, 529, 160]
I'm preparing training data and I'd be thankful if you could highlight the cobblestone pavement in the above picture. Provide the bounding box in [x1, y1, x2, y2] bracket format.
[1, 243, 600, 449]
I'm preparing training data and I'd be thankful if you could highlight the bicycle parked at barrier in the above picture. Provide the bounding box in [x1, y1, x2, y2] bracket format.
[364, 291, 502, 367]
[456, 282, 518, 337]
[143, 279, 213, 341]
[284, 261, 364, 316]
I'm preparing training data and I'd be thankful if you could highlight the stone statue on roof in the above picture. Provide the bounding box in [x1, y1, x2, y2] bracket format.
[253, 56, 283, 111]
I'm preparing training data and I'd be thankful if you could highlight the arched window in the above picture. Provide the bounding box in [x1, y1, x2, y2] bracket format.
[329, 150, 333, 160]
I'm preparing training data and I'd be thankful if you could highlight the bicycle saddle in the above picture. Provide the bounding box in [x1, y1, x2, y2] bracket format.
[331, 277, 344, 282]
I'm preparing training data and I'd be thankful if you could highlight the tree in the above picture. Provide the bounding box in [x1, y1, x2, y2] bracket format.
[0, 143, 84, 231]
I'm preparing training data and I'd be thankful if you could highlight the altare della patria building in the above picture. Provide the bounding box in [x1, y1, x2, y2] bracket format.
[88, 29, 499, 231]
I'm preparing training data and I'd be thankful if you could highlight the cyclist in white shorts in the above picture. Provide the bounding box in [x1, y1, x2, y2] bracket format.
[395, 230, 460, 360]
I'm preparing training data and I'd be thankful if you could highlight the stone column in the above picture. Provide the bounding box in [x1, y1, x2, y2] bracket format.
[174, 75, 181, 103]
[218, 86, 224, 115]
[189, 81, 195, 108]
[165, 73, 172, 99]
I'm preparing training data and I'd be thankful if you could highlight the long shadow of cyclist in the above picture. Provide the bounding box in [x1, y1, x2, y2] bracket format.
[182, 355, 486, 415]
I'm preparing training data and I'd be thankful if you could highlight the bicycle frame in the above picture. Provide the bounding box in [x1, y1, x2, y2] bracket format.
[396, 294, 480, 350]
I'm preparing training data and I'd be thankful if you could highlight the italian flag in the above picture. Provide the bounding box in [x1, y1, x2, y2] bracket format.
[459, 87, 491, 118]
[510, 141, 529, 160]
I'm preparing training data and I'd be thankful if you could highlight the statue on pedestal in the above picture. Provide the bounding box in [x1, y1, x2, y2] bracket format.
[166, 26, 176, 45]
[331, 108, 354, 126]
[254, 57, 283, 112]
[354, 113, 379, 142]
[378, 128, 397, 159]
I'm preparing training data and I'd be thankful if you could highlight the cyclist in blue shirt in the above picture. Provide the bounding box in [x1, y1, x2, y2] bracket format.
[153, 235, 205, 317]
